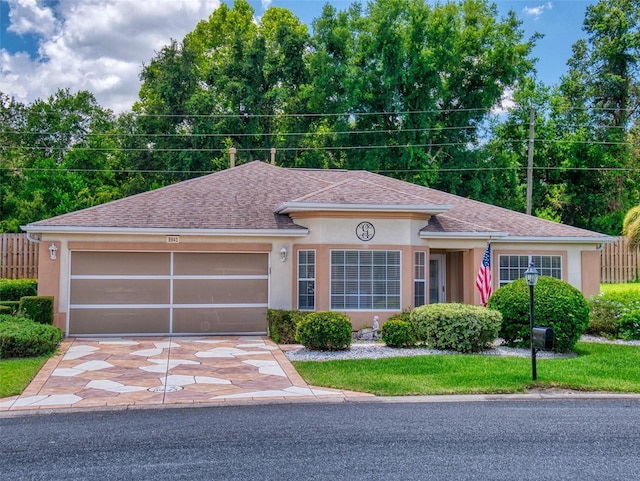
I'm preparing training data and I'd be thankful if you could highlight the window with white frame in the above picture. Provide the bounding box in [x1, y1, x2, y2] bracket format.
[498, 254, 562, 287]
[297, 250, 316, 310]
[414, 251, 426, 307]
[330, 250, 401, 310]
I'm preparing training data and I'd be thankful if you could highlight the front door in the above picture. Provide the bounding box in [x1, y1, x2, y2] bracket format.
[429, 254, 446, 303]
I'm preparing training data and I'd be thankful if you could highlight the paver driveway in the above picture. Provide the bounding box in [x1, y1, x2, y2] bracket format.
[1, 336, 372, 411]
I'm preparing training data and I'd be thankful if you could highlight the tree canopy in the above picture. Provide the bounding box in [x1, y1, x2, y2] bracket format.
[1, 0, 638, 236]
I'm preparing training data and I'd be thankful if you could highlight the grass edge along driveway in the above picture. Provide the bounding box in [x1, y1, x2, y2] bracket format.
[293, 342, 640, 396]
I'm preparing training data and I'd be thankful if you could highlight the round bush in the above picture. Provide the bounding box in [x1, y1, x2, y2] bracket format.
[0, 315, 63, 358]
[409, 303, 502, 353]
[487, 276, 590, 352]
[295, 312, 352, 351]
[381, 318, 416, 348]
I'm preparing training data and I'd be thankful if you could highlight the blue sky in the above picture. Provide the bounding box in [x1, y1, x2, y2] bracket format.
[0, 0, 597, 112]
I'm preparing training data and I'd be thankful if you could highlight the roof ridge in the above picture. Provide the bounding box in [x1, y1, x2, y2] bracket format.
[290, 178, 357, 202]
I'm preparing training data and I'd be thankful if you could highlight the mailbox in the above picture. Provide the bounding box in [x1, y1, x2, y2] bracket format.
[532, 327, 554, 351]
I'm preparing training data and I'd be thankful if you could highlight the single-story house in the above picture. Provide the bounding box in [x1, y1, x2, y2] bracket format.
[23, 160, 610, 336]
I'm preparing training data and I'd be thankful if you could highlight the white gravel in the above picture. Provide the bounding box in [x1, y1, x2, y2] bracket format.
[284, 335, 638, 362]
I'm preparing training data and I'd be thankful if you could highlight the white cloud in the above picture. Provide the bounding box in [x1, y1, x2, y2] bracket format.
[6, 0, 57, 36]
[0, 0, 221, 112]
[523, 2, 553, 20]
[261, 0, 272, 10]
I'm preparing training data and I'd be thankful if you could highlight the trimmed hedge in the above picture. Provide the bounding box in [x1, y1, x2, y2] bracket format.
[0, 315, 63, 358]
[410, 303, 502, 353]
[0, 301, 20, 315]
[295, 312, 352, 351]
[268, 309, 306, 344]
[18, 296, 54, 325]
[381, 318, 416, 348]
[487, 276, 590, 352]
[0, 279, 37, 301]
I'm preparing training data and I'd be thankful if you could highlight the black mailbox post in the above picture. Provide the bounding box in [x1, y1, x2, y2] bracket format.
[532, 327, 554, 351]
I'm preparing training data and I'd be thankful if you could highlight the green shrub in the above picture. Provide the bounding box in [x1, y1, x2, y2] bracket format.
[586, 285, 640, 340]
[381, 318, 416, 348]
[619, 310, 640, 340]
[487, 276, 590, 352]
[409, 303, 502, 353]
[0, 279, 37, 301]
[268, 309, 306, 344]
[0, 301, 20, 315]
[586, 295, 620, 337]
[18, 296, 54, 325]
[385, 309, 412, 324]
[295, 312, 352, 351]
[0, 315, 63, 358]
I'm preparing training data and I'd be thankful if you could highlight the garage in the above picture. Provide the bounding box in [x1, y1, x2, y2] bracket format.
[68, 251, 269, 336]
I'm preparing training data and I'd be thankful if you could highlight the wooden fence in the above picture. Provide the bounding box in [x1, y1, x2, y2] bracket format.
[0, 234, 39, 279]
[600, 237, 639, 284]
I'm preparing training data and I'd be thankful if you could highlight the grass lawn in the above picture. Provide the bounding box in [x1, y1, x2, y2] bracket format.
[0, 356, 50, 398]
[293, 342, 640, 396]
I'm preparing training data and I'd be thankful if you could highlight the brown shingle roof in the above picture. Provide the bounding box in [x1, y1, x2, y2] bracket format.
[25, 161, 607, 240]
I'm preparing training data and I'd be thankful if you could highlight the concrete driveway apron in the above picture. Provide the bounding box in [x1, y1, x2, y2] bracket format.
[1, 337, 372, 411]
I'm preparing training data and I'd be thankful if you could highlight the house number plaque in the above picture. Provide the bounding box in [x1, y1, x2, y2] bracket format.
[356, 222, 375, 241]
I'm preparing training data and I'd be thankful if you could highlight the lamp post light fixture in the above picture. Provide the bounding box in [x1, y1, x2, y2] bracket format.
[524, 261, 539, 381]
[280, 246, 287, 262]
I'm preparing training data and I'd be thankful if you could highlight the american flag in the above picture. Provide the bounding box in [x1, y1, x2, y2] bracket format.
[476, 244, 492, 306]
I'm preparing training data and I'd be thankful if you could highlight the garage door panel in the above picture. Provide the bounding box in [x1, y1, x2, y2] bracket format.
[69, 251, 269, 336]
[72, 252, 170, 276]
[173, 279, 268, 304]
[70, 279, 170, 305]
[172, 308, 268, 334]
[69, 308, 171, 335]
[173, 253, 268, 275]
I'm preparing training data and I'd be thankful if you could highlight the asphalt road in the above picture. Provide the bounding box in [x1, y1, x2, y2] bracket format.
[2, 399, 639, 481]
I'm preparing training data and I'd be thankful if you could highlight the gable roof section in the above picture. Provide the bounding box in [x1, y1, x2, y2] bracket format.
[24, 161, 609, 241]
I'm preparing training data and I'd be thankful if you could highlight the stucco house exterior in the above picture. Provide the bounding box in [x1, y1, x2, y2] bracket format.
[23, 160, 610, 336]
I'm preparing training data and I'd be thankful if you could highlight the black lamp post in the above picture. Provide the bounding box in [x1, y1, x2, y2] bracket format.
[525, 262, 539, 381]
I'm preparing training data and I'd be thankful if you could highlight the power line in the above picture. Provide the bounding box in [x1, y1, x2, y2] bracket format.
[3, 165, 640, 175]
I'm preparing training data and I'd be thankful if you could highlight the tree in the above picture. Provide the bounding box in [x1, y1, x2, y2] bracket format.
[0, 90, 121, 232]
[553, 0, 640, 234]
[304, 0, 537, 191]
[623, 205, 640, 248]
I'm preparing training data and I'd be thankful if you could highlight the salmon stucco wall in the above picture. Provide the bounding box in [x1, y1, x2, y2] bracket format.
[581, 250, 601, 297]
[37, 241, 63, 330]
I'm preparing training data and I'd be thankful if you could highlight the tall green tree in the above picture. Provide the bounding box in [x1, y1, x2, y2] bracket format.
[130, 0, 312, 186]
[554, 0, 640, 234]
[0, 90, 120, 232]
[305, 0, 536, 193]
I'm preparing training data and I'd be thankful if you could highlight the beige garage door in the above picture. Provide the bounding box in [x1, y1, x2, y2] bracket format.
[68, 252, 269, 336]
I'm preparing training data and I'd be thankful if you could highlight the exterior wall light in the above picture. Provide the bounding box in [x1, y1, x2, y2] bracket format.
[48, 243, 58, 261]
[280, 247, 287, 262]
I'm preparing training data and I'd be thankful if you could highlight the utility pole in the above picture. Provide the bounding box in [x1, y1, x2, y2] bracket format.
[526, 106, 535, 216]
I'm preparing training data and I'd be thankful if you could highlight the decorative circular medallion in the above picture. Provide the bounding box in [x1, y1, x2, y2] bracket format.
[148, 385, 183, 393]
[356, 221, 375, 241]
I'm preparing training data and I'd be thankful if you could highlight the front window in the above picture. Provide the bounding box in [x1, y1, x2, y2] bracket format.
[330, 250, 401, 310]
[414, 251, 426, 307]
[498, 255, 562, 287]
[297, 250, 315, 310]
